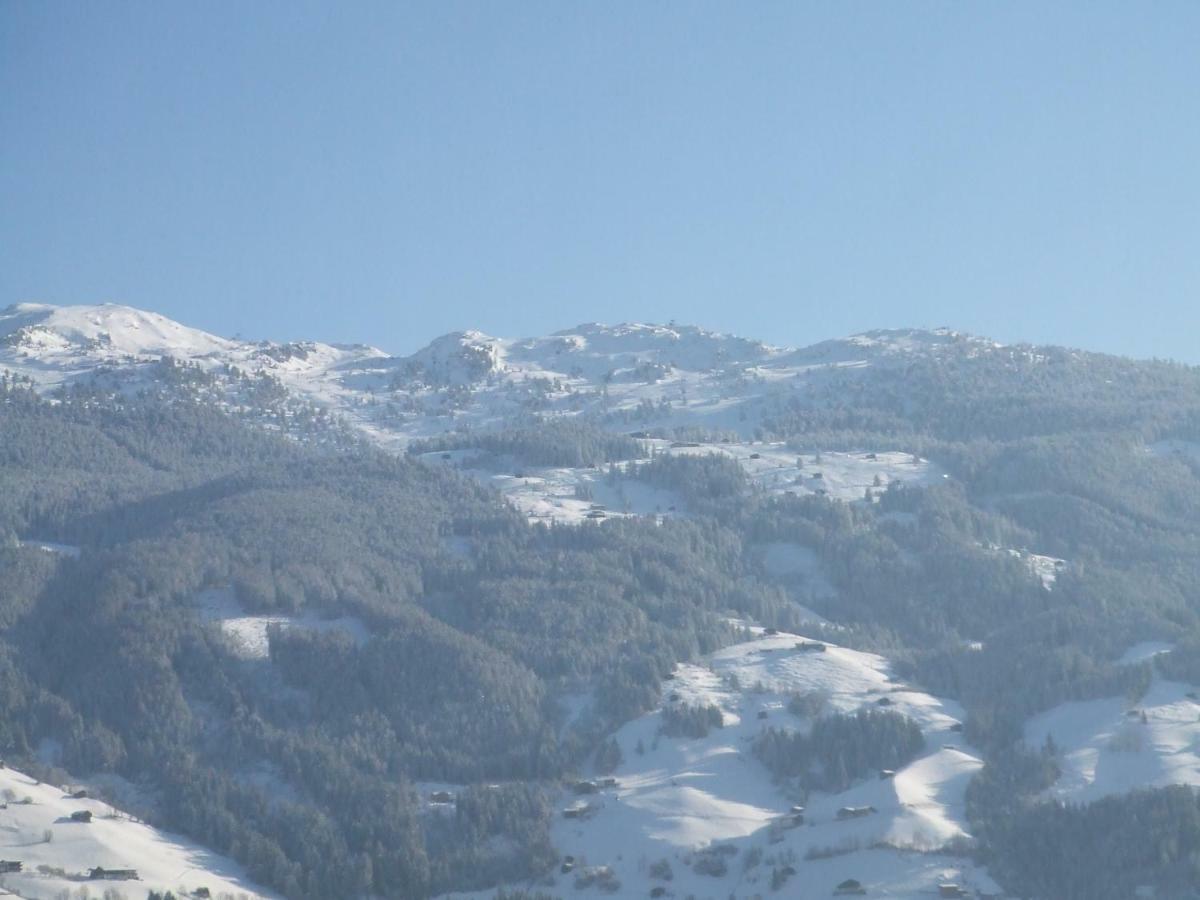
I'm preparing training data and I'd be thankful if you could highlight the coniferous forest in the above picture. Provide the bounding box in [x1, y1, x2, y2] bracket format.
[5, 336, 1200, 898]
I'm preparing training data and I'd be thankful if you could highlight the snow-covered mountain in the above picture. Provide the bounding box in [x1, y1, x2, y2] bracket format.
[0, 302, 1002, 449]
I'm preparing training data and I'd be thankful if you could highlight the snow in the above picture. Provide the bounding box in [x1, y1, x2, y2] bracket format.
[1024, 675, 1200, 804]
[15, 541, 80, 559]
[656, 442, 944, 503]
[194, 588, 369, 660]
[419, 450, 684, 526]
[0, 303, 234, 361]
[1, 304, 1002, 459]
[982, 545, 1066, 589]
[0, 763, 274, 899]
[426, 443, 943, 527]
[444, 628, 1001, 899]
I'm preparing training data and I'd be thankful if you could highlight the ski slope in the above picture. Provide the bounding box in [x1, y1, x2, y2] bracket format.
[446, 628, 1003, 899]
[0, 763, 274, 899]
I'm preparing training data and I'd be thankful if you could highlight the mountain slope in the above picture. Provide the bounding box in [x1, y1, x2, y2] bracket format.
[0, 303, 1004, 447]
[0, 761, 274, 899]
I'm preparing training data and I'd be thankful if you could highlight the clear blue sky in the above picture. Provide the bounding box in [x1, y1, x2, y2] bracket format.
[3, 2, 1198, 358]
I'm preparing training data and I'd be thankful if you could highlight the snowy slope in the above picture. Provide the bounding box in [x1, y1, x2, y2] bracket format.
[1024, 667, 1200, 806]
[423, 441, 945, 527]
[0, 763, 275, 899]
[0, 303, 234, 362]
[0, 304, 1002, 448]
[1, 303, 972, 526]
[446, 628, 1004, 899]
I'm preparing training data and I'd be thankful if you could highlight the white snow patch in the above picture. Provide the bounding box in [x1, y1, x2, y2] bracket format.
[420, 450, 683, 526]
[657, 442, 944, 503]
[194, 588, 369, 660]
[16, 540, 81, 559]
[980, 543, 1066, 589]
[1025, 677, 1200, 804]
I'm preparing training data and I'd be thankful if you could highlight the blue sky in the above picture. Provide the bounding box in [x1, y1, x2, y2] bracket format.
[3, 2, 1198, 358]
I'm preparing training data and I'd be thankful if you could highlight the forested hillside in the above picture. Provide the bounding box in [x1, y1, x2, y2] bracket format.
[7, 315, 1200, 898]
[0, 377, 791, 897]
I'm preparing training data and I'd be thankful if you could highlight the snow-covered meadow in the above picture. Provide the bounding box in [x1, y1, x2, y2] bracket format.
[1024, 646, 1200, 806]
[0, 763, 274, 899]
[422, 441, 946, 527]
[446, 628, 1003, 899]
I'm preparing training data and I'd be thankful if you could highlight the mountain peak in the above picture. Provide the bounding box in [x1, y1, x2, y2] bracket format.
[0, 301, 234, 359]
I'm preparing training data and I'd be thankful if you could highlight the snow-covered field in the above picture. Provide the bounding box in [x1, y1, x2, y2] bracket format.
[659, 442, 945, 503]
[425, 442, 945, 527]
[0, 763, 274, 899]
[446, 629, 1003, 899]
[420, 449, 684, 525]
[1024, 668, 1200, 806]
[193, 588, 368, 660]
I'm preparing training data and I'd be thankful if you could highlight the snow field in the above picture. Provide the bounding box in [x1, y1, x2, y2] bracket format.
[1024, 673, 1200, 805]
[0, 764, 274, 899]
[445, 628, 1002, 899]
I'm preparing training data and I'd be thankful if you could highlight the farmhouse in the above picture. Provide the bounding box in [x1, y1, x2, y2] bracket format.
[938, 885, 970, 898]
[795, 640, 826, 652]
[833, 878, 867, 895]
[0, 861, 21, 873]
[88, 867, 140, 880]
[70, 810, 92, 823]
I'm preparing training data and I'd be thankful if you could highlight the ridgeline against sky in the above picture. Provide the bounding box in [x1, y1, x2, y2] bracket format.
[2, 3, 1198, 360]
